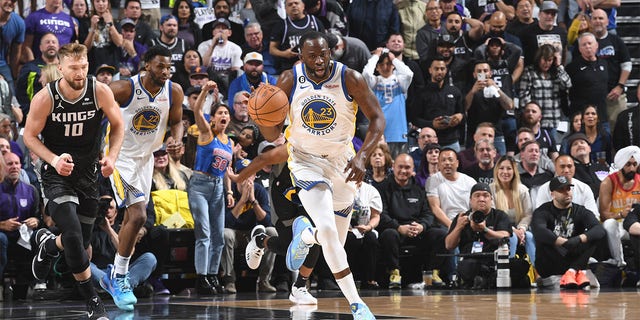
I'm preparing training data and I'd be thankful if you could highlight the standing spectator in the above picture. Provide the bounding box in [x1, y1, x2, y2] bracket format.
[23, 0, 77, 62]
[464, 60, 514, 154]
[269, 0, 324, 73]
[378, 154, 448, 289]
[120, 0, 154, 47]
[599, 146, 640, 268]
[591, 9, 632, 130]
[15, 32, 58, 118]
[415, 142, 441, 189]
[202, 0, 246, 47]
[566, 33, 608, 124]
[506, 0, 536, 40]
[363, 143, 393, 190]
[518, 44, 572, 138]
[84, 0, 123, 74]
[198, 18, 243, 98]
[172, 0, 202, 49]
[149, 15, 188, 76]
[70, 0, 91, 44]
[490, 156, 535, 263]
[0, 0, 24, 94]
[410, 58, 464, 151]
[519, 101, 558, 161]
[531, 176, 605, 289]
[444, 183, 512, 289]
[346, 0, 399, 51]
[519, 1, 567, 66]
[580, 105, 613, 165]
[362, 48, 413, 158]
[396, 0, 426, 61]
[222, 159, 278, 293]
[227, 52, 277, 108]
[613, 84, 640, 152]
[241, 22, 277, 76]
[327, 33, 371, 74]
[302, 0, 348, 36]
[416, 0, 443, 63]
[139, 0, 161, 29]
[435, 12, 484, 68]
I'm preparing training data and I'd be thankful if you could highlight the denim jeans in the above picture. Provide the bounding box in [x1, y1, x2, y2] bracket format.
[0, 232, 8, 277]
[509, 231, 536, 266]
[188, 172, 225, 275]
[90, 252, 157, 288]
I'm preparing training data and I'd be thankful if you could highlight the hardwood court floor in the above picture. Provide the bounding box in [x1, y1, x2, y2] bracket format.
[1, 288, 640, 319]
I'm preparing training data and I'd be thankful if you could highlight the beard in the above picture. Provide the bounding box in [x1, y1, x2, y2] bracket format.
[623, 169, 636, 181]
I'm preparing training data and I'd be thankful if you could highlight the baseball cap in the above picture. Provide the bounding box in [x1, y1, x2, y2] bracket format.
[160, 14, 177, 25]
[541, 1, 558, 12]
[437, 34, 456, 47]
[326, 33, 339, 49]
[96, 64, 116, 75]
[153, 144, 167, 157]
[185, 85, 202, 96]
[235, 158, 251, 173]
[120, 18, 136, 28]
[470, 182, 492, 197]
[243, 52, 263, 64]
[211, 18, 231, 29]
[567, 133, 590, 147]
[190, 66, 208, 79]
[550, 176, 573, 191]
[257, 140, 277, 155]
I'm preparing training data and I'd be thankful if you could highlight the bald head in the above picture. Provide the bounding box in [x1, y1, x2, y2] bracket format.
[490, 11, 507, 24]
[489, 11, 507, 36]
[590, 9, 609, 37]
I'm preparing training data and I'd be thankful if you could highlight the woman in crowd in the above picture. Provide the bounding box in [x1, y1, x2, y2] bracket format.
[172, 0, 202, 49]
[188, 80, 235, 295]
[415, 143, 441, 188]
[70, 0, 91, 44]
[152, 146, 189, 192]
[172, 49, 203, 93]
[85, 0, 123, 73]
[364, 143, 393, 190]
[490, 156, 535, 267]
[560, 111, 582, 154]
[581, 104, 613, 164]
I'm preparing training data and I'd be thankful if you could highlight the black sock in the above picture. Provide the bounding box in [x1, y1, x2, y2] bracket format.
[77, 278, 97, 300]
[256, 233, 267, 249]
[45, 238, 59, 256]
[294, 274, 308, 288]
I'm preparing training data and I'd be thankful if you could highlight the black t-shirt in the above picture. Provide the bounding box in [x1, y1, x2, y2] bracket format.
[566, 56, 608, 118]
[448, 208, 512, 253]
[596, 33, 631, 90]
[461, 165, 494, 185]
[520, 24, 567, 66]
[270, 15, 325, 72]
[467, 91, 505, 136]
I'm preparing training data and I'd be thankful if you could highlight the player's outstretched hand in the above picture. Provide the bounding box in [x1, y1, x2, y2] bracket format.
[99, 156, 116, 177]
[344, 153, 366, 183]
[53, 153, 74, 176]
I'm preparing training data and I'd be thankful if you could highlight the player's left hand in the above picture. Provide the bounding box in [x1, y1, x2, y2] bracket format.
[99, 156, 116, 177]
[345, 153, 366, 183]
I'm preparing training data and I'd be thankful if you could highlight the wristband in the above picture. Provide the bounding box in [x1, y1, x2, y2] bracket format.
[227, 191, 233, 195]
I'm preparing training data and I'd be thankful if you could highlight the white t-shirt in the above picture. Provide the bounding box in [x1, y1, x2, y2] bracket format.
[534, 177, 600, 218]
[197, 40, 243, 73]
[426, 172, 477, 220]
[352, 182, 382, 238]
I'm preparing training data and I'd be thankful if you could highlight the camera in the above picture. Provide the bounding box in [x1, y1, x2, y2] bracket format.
[468, 210, 486, 224]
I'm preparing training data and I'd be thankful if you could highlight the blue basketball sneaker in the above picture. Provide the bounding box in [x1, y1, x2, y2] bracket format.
[351, 303, 376, 320]
[100, 264, 137, 311]
[286, 216, 313, 271]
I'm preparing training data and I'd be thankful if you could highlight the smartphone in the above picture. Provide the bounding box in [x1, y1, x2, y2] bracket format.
[477, 73, 486, 81]
[442, 116, 451, 125]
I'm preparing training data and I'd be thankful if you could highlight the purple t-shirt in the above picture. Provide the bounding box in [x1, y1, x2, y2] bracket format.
[25, 9, 76, 58]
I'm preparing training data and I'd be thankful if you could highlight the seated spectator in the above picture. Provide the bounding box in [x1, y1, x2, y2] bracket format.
[531, 176, 606, 289]
[0, 136, 28, 184]
[149, 15, 189, 77]
[534, 154, 599, 218]
[427, 148, 477, 229]
[362, 48, 413, 157]
[415, 143, 440, 189]
[171, 0, 202, 49]
[227, 53, 277, 108]
[458, 123, 496, 172]
[599, 146, 640, 268]
[327, 33, 372, 74]
[490, 156, 535, 265]
[0, 152, 41, 289]
[445, 183, 513, 289]
[226, 91, 256, 137]
[461, 139, 497, 185]
[363, 143, 393, 190]
[560, 111, 582, 154]
[151, 145, 194, 229]
[0, 116, 23, 161]
[172, 49, 203, 95]
[378, 154, 449, 289]
[152, 145, 188, 193]
[240, 22, 277, 76]
[222, 159, 278, 293]
[623, 203, 640, 286]
[90, 196, 157, 297]
[410, 127, 438, 171]
[612, 84, 640, 152]
[517, 141, 554, 198]
[514, 127, 555, 171]
[580, 105, 613, 165]
[520, 101, 559, 161]
[95, 64, 115, 85]
[118, 18, 147, 79]
[567, 133, 608, 199]
[233, 125, 259, 160]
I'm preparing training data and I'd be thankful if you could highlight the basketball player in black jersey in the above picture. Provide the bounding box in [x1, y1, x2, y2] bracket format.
[24, 43, 125, 320]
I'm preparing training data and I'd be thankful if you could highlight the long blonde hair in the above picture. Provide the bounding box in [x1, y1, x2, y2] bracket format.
[492, 156, 524, 223]
[153, 157, 187, 191]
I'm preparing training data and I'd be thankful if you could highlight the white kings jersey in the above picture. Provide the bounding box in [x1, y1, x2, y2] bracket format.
[118, 74, 173, 158]
[285, 61, 357, 157]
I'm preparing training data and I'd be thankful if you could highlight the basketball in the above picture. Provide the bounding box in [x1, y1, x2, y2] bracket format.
[247, 84, 289, 127]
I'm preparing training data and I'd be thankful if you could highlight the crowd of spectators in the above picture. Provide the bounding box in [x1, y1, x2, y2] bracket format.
[0, 0, 639, 300]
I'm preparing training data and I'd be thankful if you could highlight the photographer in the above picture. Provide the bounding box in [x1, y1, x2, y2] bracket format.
[445, 183, 511, 289]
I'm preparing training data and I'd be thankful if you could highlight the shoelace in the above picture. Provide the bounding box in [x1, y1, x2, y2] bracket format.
[116, 276, 133, 292]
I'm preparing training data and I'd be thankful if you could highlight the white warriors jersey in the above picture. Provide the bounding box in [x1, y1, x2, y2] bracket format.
[118, 74, 173, 158]
[285, 61, 357, 157]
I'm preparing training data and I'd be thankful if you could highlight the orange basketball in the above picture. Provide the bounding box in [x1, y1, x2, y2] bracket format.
[247, 84, 290, 127]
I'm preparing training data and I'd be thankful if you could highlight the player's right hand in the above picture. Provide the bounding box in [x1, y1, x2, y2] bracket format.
[53, 153, 74, 176]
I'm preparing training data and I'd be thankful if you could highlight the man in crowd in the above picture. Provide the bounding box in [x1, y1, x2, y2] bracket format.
[149, 15, 188, 76]
[461, 139, 497, 185]
[16, 32, 59, 119]
[520, 102, 558, 161]
[520, 1, 567, 66]
[202, 0, 245, 46]
[241, 22, 276, 75]
[518, 140, 554, 199]
[226, 91, 257, 137]
[613, 84, 640, 151]
[458, 123, 495, 171]
[227, 52, 277, 107]
[568, 133, 608, 196]
[410, 127, 438, 171]
[120, 0, 154, 46]
[328, 33, 371, 77]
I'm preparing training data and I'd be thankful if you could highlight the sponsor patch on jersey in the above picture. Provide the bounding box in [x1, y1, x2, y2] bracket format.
[299, 94, 337, 136]
[130, 106, 161, 135]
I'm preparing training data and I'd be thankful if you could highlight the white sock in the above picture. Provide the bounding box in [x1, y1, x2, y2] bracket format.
[114, 254, 130, 276]
[301, 227, 317, 245]
[336, 273, 363, 305]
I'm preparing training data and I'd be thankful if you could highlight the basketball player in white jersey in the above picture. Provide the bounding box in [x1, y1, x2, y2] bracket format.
[105, 45, 184, 310]
[259, 31, 384, 319]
